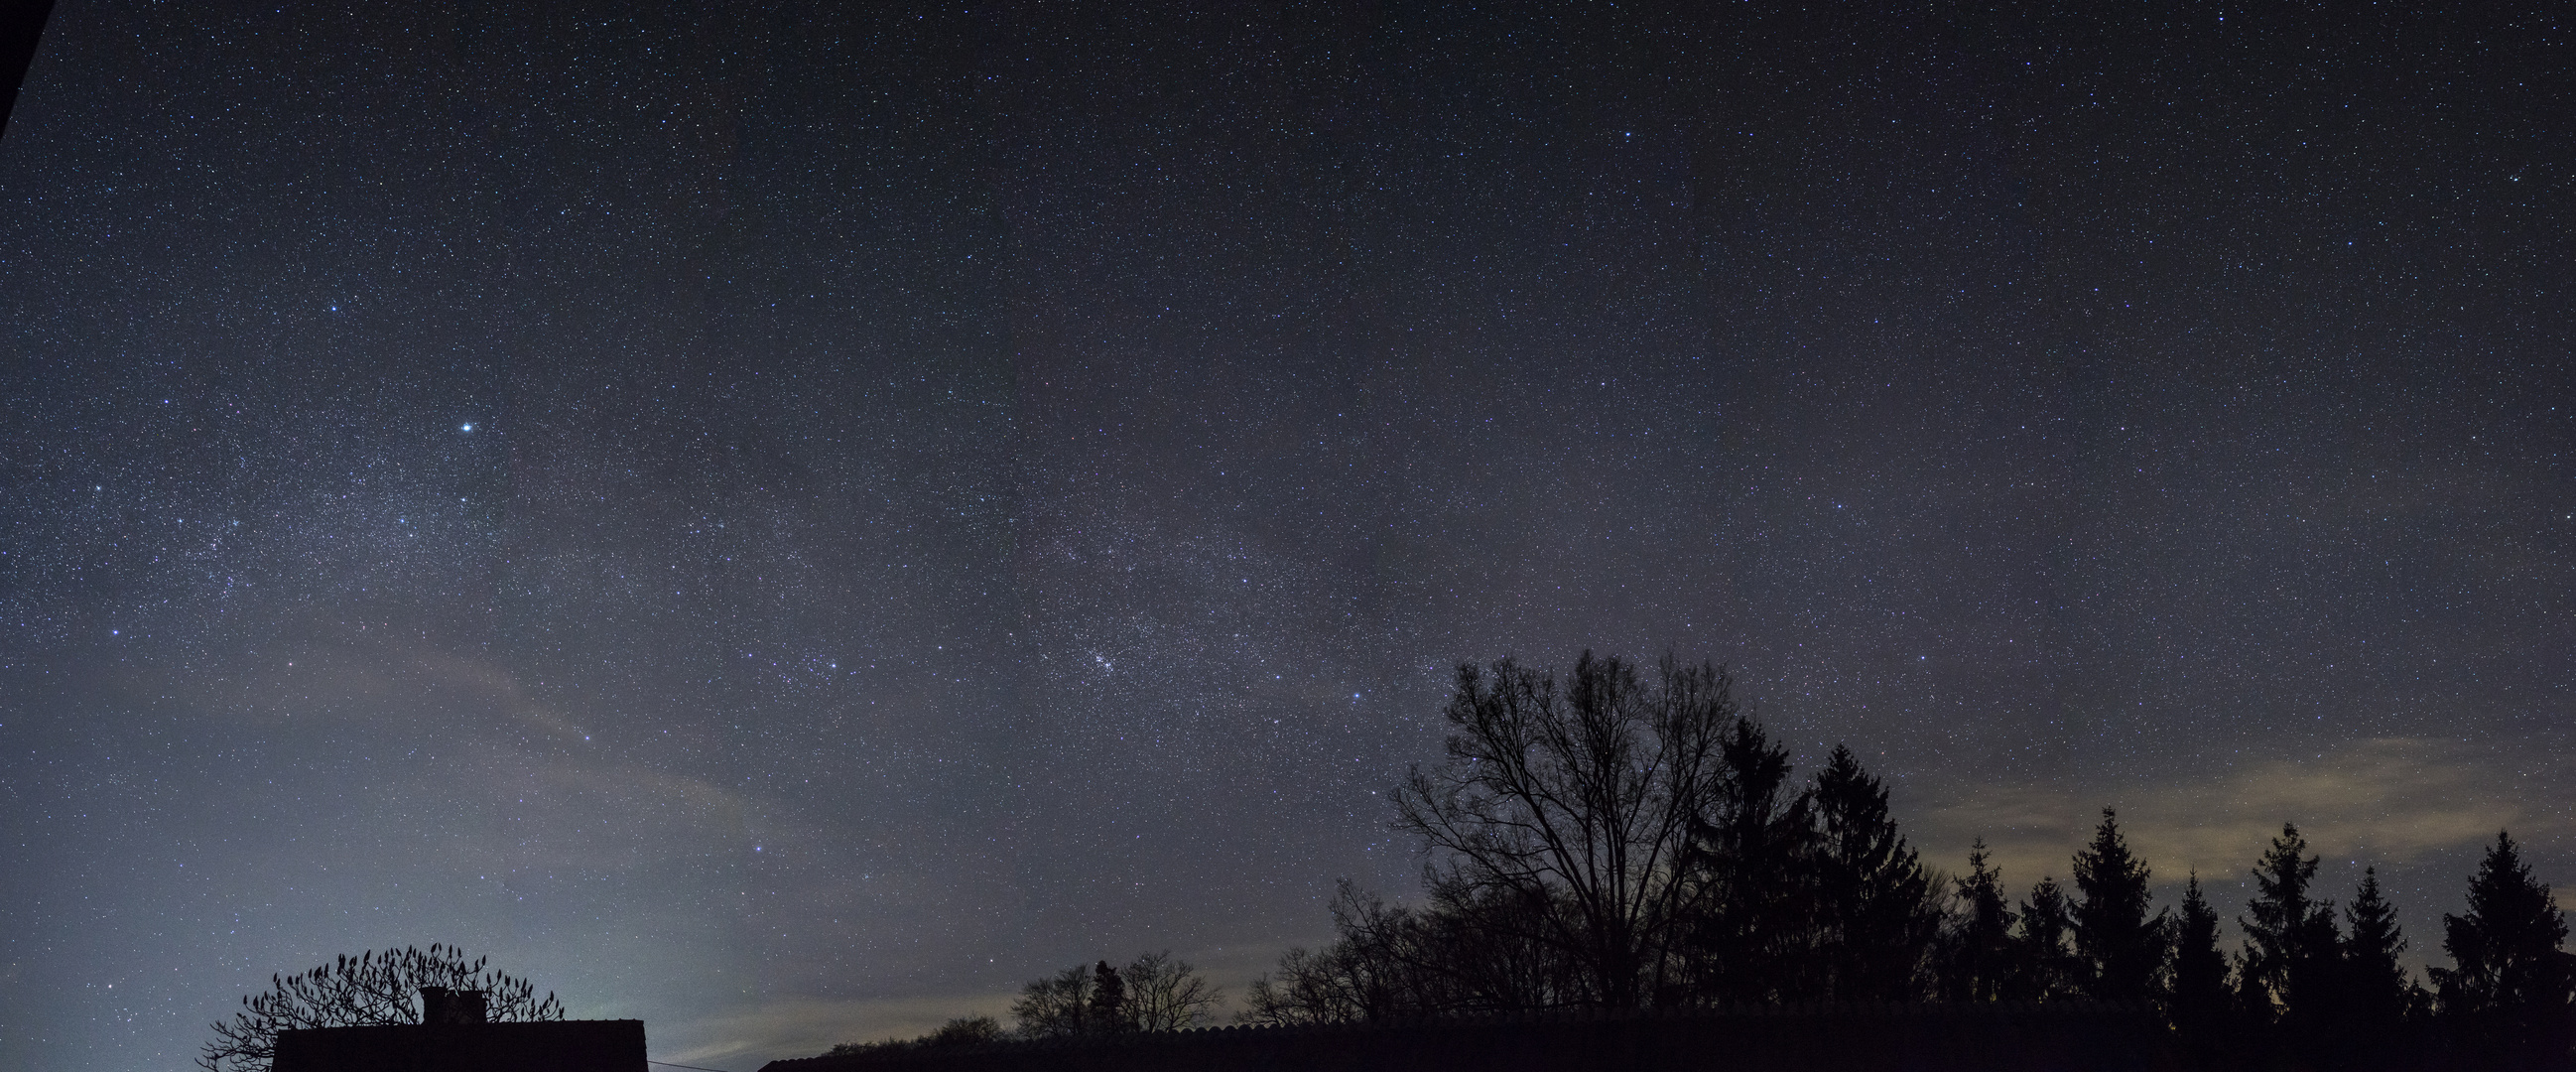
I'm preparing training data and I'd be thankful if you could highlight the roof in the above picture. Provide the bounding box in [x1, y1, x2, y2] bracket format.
[273, 1019, 647, 1072]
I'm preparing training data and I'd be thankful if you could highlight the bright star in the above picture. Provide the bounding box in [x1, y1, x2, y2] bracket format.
[460, 423, 474, 432]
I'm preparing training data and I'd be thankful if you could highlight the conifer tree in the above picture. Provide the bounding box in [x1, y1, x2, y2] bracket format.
[1947, 840, 2016, 1003]
[2341, 867, 2413, 1025]
[1810, 745, 1942, 1002]
[2170, 873, 2230, 1022]
[2240, 823, 2340, 1024]
[2010, 876, 2078, 1000]
[2231, 948, 2274, 1027]
[2431, 831, 2573, 1028]
[1090, 961, 1128, 1031]
[2071, 808, 2168, 1001]
[1687, 716, 1817, 1005]
[2164, 873, 2237, 1063]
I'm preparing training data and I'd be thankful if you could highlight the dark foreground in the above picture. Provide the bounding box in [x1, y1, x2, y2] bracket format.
[761, 1003, 2175, 1072]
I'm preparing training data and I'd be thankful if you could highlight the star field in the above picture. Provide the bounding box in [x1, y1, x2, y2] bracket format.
[1, 3, 2570, 1070]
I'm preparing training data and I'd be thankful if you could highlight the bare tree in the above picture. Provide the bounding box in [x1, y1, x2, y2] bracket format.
[1394, 653, 1735, 1009]
[1242, 884, 1438, 1025]
[1009, 964, 1095, 1037]
[1242, 946, 1368, 1026]
[1016, 952, 1223, 1035]
[199, 945, 562, 1072]
[1239, 879, 1580, 1024]
[1121, 951, 1224, 1030]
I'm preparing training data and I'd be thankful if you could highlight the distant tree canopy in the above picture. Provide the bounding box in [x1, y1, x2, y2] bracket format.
[828, 1015, 1003, 1055]
[1243, 650, 2572, 1066]
[844, 953, 1221, 1052]
[199, 944, 562, 1072]
[1010, 952, 1222, 1037]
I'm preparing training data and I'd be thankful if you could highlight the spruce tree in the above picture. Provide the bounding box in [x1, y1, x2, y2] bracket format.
[2342, 867, 2412, 1025]
[1948, 840, 2016, 1003]
[1090, 961, 1128, 1032]
[2231, 949, 2274, 1027]
[2240, 823, 2340, 1024]
[2431, 832, 2572, 1028]
[1810, 745, 1941, 1003]
[2010, 876, 2078, 1001]
[2071, 807, 2168, 1001]
[1688, 716, 1817, 1005]
[2170, 872, 2230, 1023]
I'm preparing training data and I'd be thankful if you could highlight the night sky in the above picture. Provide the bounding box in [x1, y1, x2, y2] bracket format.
[2, 3, 2569, 1069]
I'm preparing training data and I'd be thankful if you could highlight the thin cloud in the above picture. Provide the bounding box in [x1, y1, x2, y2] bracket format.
[1915, 737, 2564, 886]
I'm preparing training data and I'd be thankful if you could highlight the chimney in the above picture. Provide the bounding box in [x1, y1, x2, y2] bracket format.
[419, 987, 489, 1025]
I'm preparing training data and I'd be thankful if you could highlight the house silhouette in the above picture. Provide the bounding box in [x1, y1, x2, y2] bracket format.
[273, 988, 646, 1072]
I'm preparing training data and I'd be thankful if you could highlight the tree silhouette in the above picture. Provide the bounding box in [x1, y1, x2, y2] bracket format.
[2431, 831, 2573, 1031]
[925, 1016, 1003, 1045]
[1227, 646, 2576, 1061]
[1014, 952, 1219, 1035]
[1121, 951, 1224, 1030]
[1088, 961, 1128, 1032]
[2071, 808, 2168, 1002]
[2009, 876, 2079, 1001]
[2341, 867, 2416, 1025]
[1242, 883, 1452, 1025]
[1943, 840, 2016, 1003]
[1010, 964, 1095, 1037]
[2231, 948, 2275, 1028]
[1242, 875, 1588, 1023]
[2169, 873, 2230, 1020]
[1682, 714, 1816, 1005]
[2167, 872, 2233, 1061]
[826, 1015, 1003, 1055]
[1396, 653, 1738, 1010]
[1241, 945, 1369, 1027]
[1420, 883, 1591, 1012]
[2240, 823, 2340, 1027]
[1809, 744, 1942, 1002]
[198, 945, 562, 1072]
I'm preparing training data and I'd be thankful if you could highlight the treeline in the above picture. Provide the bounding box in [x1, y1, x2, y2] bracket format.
[830, 952, 1224, 1056]
[1236, 654, 2574, 1067]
